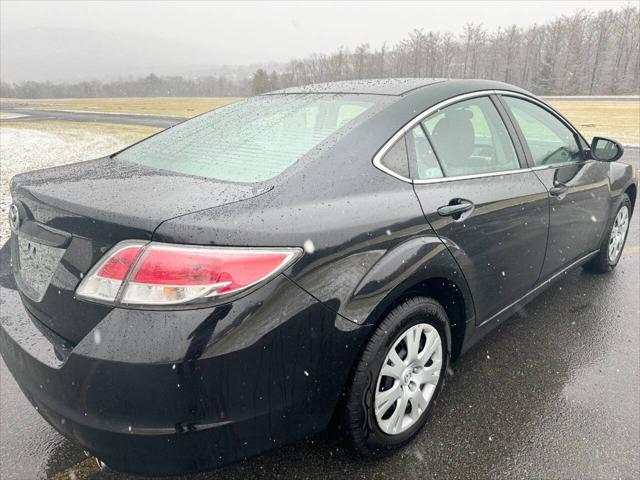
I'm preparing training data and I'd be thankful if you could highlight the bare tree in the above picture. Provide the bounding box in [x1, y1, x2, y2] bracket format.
[353, 43, 371, 79]
[588, 9, 614, 94]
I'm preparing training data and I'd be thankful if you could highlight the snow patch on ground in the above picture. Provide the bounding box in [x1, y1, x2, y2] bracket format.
[0, 127, 133, 243]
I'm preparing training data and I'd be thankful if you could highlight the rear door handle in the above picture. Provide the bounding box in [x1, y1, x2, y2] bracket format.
[549, 182, 568, 198]
[437, 200, 474, 219]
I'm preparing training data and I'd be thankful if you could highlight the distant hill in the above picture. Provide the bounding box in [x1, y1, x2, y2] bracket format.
[0, 27, 281, 83]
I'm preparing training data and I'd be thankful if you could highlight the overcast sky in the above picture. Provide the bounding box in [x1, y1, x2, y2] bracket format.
[1, 0, 634, 65]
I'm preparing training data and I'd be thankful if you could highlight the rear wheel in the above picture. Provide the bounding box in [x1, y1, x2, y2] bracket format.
[344, 297, 449, 456]
[584, 194, 632, 273]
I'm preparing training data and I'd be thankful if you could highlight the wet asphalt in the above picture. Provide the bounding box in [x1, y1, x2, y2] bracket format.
[0, 106, 183, 128]
[1, 152, 638, 480]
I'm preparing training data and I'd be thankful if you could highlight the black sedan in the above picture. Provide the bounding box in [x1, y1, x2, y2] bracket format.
[0, 79, 636, 475]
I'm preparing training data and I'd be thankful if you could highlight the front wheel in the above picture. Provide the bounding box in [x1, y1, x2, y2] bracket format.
[344, 297, 449, 456]
[584, 194, 632, 273]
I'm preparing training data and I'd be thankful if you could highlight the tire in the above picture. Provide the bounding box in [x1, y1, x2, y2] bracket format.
[584, 194, 632, 274]
[344, 297, 450, 457]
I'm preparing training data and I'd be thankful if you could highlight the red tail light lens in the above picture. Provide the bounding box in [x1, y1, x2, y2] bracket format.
[76, 243, 144, 302]
[96, 245, 142, 280]
[76, 242, 301, 308]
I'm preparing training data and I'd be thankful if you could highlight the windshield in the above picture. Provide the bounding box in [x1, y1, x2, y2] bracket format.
[116, 94, 380, 183]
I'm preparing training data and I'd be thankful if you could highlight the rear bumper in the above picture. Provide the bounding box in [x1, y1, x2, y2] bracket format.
[0, 268, 370, 475]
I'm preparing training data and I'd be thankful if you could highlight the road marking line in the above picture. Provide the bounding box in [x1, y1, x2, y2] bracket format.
[623, 245, 639, 255]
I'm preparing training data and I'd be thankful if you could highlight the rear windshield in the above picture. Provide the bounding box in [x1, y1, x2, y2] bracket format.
[116, 94, 380, 183]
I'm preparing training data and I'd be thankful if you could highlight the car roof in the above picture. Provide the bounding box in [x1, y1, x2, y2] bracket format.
[265, 78, 526, 97]
[266, 78, 446, 96]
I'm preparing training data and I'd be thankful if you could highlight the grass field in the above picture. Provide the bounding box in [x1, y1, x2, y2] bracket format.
[0, 120, 160, 142]
[547, 100, 639, 145]
[1, 97, 639, 144]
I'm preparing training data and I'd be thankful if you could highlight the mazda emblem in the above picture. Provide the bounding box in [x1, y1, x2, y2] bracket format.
[9, 203, 20, 233]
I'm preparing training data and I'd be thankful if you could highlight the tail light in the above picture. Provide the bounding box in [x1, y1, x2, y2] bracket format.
[76, 241, 302, 308]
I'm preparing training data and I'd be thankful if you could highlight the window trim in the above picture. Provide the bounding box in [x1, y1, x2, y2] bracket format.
[413, 166, 530, 184]
[372, 89, 588, 184]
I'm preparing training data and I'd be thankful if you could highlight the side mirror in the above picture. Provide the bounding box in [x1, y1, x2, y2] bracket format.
[590, 137, 624, 162]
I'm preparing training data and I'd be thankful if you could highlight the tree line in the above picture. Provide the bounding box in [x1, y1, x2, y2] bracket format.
[1, 74, 250, 99]
[2, 5, 638, 99]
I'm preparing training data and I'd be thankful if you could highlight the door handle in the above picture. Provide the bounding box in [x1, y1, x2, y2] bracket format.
[549, 182, 568, 198]
[437, 200, 474, 219]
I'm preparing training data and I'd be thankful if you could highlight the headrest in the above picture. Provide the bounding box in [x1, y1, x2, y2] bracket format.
[431, 109, 475, 165]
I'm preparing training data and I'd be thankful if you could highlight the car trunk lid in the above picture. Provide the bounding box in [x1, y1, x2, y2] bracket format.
[8, 157, 269, 344]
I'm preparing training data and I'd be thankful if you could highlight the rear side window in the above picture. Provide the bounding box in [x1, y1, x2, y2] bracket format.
[422, 97, 520, 177]
[502, 96, 581, 166]
[379, 138, 410, 178]
[116, 94, 378, 183]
